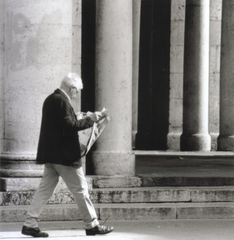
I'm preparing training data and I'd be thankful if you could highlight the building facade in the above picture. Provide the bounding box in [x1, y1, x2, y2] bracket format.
[1, 0, 234, 179]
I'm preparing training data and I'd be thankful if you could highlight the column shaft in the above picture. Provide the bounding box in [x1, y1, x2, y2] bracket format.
[93, 0, 134, 176]
[132, 0, 141, 149]
[218, 0, 234, 150]
[1, 0, 82, 174]
[181, 0, 211, 151]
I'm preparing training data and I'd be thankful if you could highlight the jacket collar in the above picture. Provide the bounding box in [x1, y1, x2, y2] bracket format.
[54, 88, 71, 102]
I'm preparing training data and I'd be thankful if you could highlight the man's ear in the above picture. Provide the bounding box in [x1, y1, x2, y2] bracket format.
[71, 87, 76, 95]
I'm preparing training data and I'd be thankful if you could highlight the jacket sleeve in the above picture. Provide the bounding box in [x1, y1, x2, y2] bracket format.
[59, 99, 94, 133]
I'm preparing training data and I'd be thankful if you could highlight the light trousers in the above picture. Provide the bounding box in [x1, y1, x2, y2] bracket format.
[24, 163, 99, 229]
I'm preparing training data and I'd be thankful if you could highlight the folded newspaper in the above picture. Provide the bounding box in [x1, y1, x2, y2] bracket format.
[77, 108, 110, 157]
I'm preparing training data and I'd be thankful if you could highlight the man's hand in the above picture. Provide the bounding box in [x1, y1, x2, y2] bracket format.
[73, 159, 82, 168]
[89, 111, 103, 122]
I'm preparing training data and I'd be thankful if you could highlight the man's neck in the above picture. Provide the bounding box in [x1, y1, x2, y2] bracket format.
[59, 88, 71, 101]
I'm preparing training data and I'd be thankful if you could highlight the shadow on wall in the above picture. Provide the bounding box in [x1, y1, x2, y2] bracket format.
[136, 0, 171, 150]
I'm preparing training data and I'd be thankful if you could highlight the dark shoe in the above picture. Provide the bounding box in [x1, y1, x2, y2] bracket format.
[21, 226, 49, 238]
[86, 225, 114, 236]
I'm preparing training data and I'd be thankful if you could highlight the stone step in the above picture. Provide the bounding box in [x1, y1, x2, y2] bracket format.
[139, 176, 234, 186]
[135, 151, 234, 186]
[0, 177, 93, 192]
[1, 202, 234, 222]
[135, 151, 234, 178]
[1, 186, 233, 206]
[0, 157, 86, 177]
[1, 174, 234, 195]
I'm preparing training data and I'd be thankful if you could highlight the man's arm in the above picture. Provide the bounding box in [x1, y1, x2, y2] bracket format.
[59, 100, 103, 133]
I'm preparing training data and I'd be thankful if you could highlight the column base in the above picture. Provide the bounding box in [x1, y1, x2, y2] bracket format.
[0, 154, 86, 176]
[91, 151, 135, 176]
[218, 135, 234, 151]
[180, 133, 211, 151]
[167, 133, 181, 151]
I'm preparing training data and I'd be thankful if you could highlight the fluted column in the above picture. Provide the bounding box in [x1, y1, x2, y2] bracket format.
[180, 0, 211, 151]
[93, 0, 134, 176]
[218, 0, 234, 150]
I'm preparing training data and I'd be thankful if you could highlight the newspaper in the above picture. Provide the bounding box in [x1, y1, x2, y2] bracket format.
[77, 108, 110, 157]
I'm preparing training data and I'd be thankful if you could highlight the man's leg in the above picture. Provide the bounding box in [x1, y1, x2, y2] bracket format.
[53, 164, 99, 229]
[24, 163, 59, 228]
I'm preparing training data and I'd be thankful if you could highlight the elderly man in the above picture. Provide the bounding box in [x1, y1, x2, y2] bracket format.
[22, 73, 113, 237]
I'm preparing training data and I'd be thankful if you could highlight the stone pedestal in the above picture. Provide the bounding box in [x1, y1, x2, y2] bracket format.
[180, 0, 211, 151]
[218, 0, 234, 151]
[93, 0, 135, 176]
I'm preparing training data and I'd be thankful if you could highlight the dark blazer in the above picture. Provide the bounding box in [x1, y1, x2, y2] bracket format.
[36, 89, 94, 166]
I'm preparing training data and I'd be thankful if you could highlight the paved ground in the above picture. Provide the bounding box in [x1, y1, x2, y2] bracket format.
[0, 220, 234, 240]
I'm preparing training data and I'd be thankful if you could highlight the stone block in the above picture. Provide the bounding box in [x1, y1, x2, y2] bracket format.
[210, 20, 222, 46]
[72, 0, 82, 26]
[0, 21, 4, 56]
[169, 74, 183, 99]
[99, 203, 176, 220]
[91, 188, 190, 204]
[169, 98, 183, 126]
[0, 176, 93, 192]
[177, 203, 234, 219]
[167, 133, 181, 151]
[92, 152, 135, 176]
[210, 0, 222, 21]
[92, 176, 142, 188]
[0, 169, 43, 178]
[5, 0, 72, 25]
[209, 73, 220, 134]
[0, 1, 4, 24]
[171, 0, 186, 21]
[191, 188, 234, 202]
[5, 25, 72, 66]
[209, 46, 221, 74]
[170, 46, 184, 73]
[210, 133, 219, 151]
[0, 204, 85, 222]
[170, 21, 185, 46]
[140, 176, 234, 187]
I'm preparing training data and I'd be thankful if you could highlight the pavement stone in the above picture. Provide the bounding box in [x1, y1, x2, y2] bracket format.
[0, 219, 234, 240]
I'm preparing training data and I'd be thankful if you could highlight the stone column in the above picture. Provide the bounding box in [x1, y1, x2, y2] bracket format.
[0, 1, 4, 154]
[0, 0, 82, 175]
[218, 0, 234, 150]
[180, 0, 211, 151]
[93, 0, 135, 176]
[132, 0, 141, 149]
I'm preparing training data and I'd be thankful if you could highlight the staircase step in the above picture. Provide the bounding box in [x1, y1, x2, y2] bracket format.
[91, 175, 142, 188]
[1, 186, 233, 205]
[1, 202, 233, 222]
[138, 176, 234, 186]
[0, 177, 93, 192]
[0, 158, 86, 177]
[135, 151, 234, 177]
[135, 151, 234, 186]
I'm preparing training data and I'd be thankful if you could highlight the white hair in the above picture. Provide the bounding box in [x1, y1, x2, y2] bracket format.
[60, 72, 83, 90]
